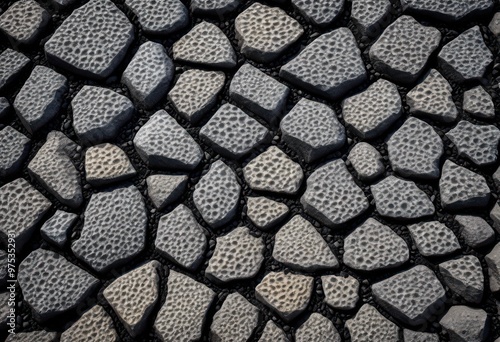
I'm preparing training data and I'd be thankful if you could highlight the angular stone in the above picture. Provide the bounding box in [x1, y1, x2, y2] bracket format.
[296, 313, 341, 342]
[346, 304, 399, 342]
[351, 0, 392, 36]
[173, 21, 236, 69]
[7, 330, 58, 342]
[125, 0, 188, 35]
[485, 243, 500, 294]
[440, 306, 489, 342]
[18, 249, 98, 319]
[439, 255, 484, 304]
[243, 146, 303, 195]
[259, 321, 288, 342]
[342, 79, 402, 139]
[45, 0, 134, 79]
[146, 174, 188, 210]
[40, 210, 78, 248]
[301, 159, 369, 227]
[408, 221, 461, 257]
[193, 160, 240, 228]
[0, 126, 30, 178]
[292, 0, 344, 26]
[0, 49, 30, 91]
[0, 0, 50, 46]
[122, 41, 174, 108]
[61, 305, 118, 342]
[348, 143, 384, 182]
[72, 186, 147, 273]
[246, 196, 289, 230]
[230, 63, 289, 125]
[403, 330, 439, 342]
[455, 215, 495, 248]
[489, 12, 500, 39]
[85, 143, 136, 186]
[134, 109, 203, 170]
[322, 275, 359, 310]
[280, 27, 366, 100]
[200, 103, 271, 159]
[190, 0, 240, 17]
[491, 202, 500, 232]
[463, 86, 495, 120]
[401, 0, 493, 22]
[280, 98, 345, 163]
[72, 86, 134, 146]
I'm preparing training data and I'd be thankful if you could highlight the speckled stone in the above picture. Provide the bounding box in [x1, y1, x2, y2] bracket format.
[246, 196, 289, 230]
[146, 174, 188, 210]
[190, 0, 240, 17]
[346, 304, 399, 342]
[351, 0, 392, 36]
[40, 210, 78, 248]
[322, 275, 359, 310]
[60, 305, 117, 342]
[486, 242, 500, 293]
[401, 0, 493, 22]
[403, 330, 439, 342]
[85, 143, 136, 186]
[0, 49, 30, 91]
[125, 0, 188, 35]
[0, 126, 30, 178]
[259, 321, 288, 342]
[440, 306, 489, 342]
[296, 313, 341, 342]
[7, 330, 58, 342]
[348, 143, 384, 182]
[439, 255, 484, 304]
[463, 86, 495, 120]
[408, 221, 461, 257]
[292, 0, 344, 26]
[0, 0, 50, 46]
[455, 215, 495, 248]
[489, 12, 500, 39]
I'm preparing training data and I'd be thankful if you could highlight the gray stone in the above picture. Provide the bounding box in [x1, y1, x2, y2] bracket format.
[0, 0, 50, 46]
[296, 313, 341, 342]
[346, 304, 399, 342]
[455, 215, 495, 248]
[348, 143, 384, 182]
[408, 221, 461, 257]
[0, 126, 30, 178]
[322, 275, 359, 310]
[463, 86, 495, 120]
[489, 12, 500, 38]
[485, 243, 500, 294]
[40, 210, 78, 248]
[246, 196, 289, 230]
[351, 0, 392, 36]
[491, 202, 500, 233]
[292, 0, 344, 26]
[85, 143, 136, 186]
[401, 0, 493, 22]
[191, 0, 240, 17]
[280, 27, 367, 100]
[0, 49, 30, 91]
[0, 292, 10, 325]
[125, 0, 188, 35]
[61, 305, 117, 342]
[146, 174, 188, 210]
[302, 159, 369, 227]
[0, 97, 9, 120]
[7, 330, 58, 342]
[0, 250, 7, 282]
[45, 0, 134, 79]
[439, 255, 484, 304]
[440, 306, 489, 342]
[403, 330, 439, 342]
[259, 321, 288, 342]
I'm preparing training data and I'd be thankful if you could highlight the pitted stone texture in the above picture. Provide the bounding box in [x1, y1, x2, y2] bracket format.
[156, 205, 207, 271]
[244, 146, 303, 195]
[401, 0, 493, 22]
[103, 261, 160, 337]
[18, 249, 98, 319]
[173, 21, 236, 69]
[372, 265, 446, 326]
[72, 186, 147, 273]
[403, 330, 439, 342]
[72, 86, 134, 146]
[280, 98, 345, 163]
[280, 28, 366, 100]
[296, 313, 341, 342]
[122, 42, 174, 108]
[463, 86, 495, 120]
[0, 0, 50, 46]
[259, 321, 288, 342]
[28, 131, 82, 208]
[438, 26, 493, 82]
[292, 0, 344, 26]
[388, 117, 443, 179]
[146, 174, 188, 210]
[0, 126, 30, 178]
[206, 227, 264, 282]
[14, 66, 68, 134]
[40, 210, 78, 248]
[301, 159, 369, 227]
[408, 221, 460, 257]
[440, 306, 489, 342]
[0, 179, 51, 247]
[193, 160, 240, 228]
[256, 271, 313, 321]
[155, 271, 215, 341]
[455, 215, 495, 248]
[200, 104, 270, 159]
[44, 0, 134, 79]
[235, 3, 303, 62]
[406, 69, 458, 123]
[211, 293, 259, 342]
[486, 243, 500, 293]
[125, 0, 188, 35]
[344, 218, 409, 271]
[168, 69, 225, 123]
[61, 305, 117, 342]
[0, 251, 7, 281]
[439, 160, 490, 211]
[369, 16, 441, 85]
[346, 304, 399, 342]
[273, 215, 338, 272]
[446, 120, 500, 166]
[348, 143, 384, 182]
[351, 0, 392, 36]
[230, 64, 289, 125]
[322, 275, 359, 310]
[6, 330, 58, 342]
[191, 0, 240, 17]
[439, 255, 484, 304]
[134, 110, 203, 170]
[85, 143, 135, 186]
[371, 176, 434, 220]
[247, 197, 289, 230]
[343, 79, 402, 139]
[0, 49, 30, 91]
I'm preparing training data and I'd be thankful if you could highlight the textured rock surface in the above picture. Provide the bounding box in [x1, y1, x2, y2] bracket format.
[0, 0, 50, 46]
[440, 306, 489, 342]
[463, 86, 495, 120]
[0, 49, 30, 91]
[40, 210, 78, 248]
[403, 330, 439, 342]
[259, 321, 288, 342]
[439, 255, 484, 304]
[348, 143, 384, 181]
[0, 126, 30, 178]
[296, 313, 341, 342]
[292, 0, 344, 26]
[246, 196, 289, 230]
[125, 0, 188, 35]
[485, 243, 500, 294]
[346, 304, 399, 342]
[322, 275, 359, 310]
[61, 305, 117, 342]
[146, 174, 188, 210]
[455, 215, 495, 248]
[351, 0, 392, 36]
[191, 0, 240, 17]
[6, 330, 58, 342]
[401, 0, 493, 22]
[85, 143, 135, 186]
[408, 221, 461, 257]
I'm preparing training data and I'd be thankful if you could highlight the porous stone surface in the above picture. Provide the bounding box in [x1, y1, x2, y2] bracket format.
[0, 49, 30, 91]
[302, 159, 369, 227]
[134, 109, 203, 170]
[146, 174, 188, 210]
[85, 143, 136, 186]
[259, 321, 288, 342]
[346, 304, 399, 342]
[408, 221, 461, 257]
[486, 243, 500, 293]
[351, 0, 392, 36]
[296, 313, 341, 342]
[0, 126, 30, 178]
[292, 0, 344, 26]
[0, 0, 50, 46]
[440, 306, 489, 342]
[348, 143, 384, 181]
[273, 215, 338, 271]
[125, 0, 188, 35]
[401, 0, 493, 22]
[280, 98, 345, 162]
[0, 250, 6, 281]
[463, 86, 495, 120]
[191, 0, 240, 17]
[280, 27, 367, 100]
[455, 215, 495, 248]
[403, 330, 439, 342]
[6, 330, 58, 342]
[342, 79, 402, 139]
[40, 210, 78, 248]
[71, 186, 147, 273]
[439, 255, 484, 304]
[246, 196, 289, 230]
[61, 305, 118, 342]
[44, 0, 134, 79]
[322, 275, 359, 310]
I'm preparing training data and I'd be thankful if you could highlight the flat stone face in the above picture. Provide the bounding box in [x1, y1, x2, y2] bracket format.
[322, 275, 359, 310]
[372, 265, 446, 326]
[40, 210, 78, 248]
[407, 221, 461, 257]
[72, 86, 134, 146]
[489, 12, 500, 38]
[301, 159, 369, 227]
[18, 249, 98, 320]
[146, 174, 188, 210]
[155, 271, 215, 341]
[230, 63, 289, 125]
[346, 304, 399, 342]
[344, 218, 409, 271]
[0, 126, 30, 178]
[133, 109, 203, 170]
[348, 143, 384, 182]
[259, 321, 288, 342]
[281, 98, 345, 163]
[246, 196, 289, 230]
[439, 255, 484, 304]
[455, 215, 495, 248]
[14, 66, 68, 134]
[72, 186, 147, 273]
[401, 0, 493, 22]
[235, 3, 303, 62]
[0, 49, 30, 91]
[61, 305, 117, 342]
[125, 0, 188, 35]
[292, 0, 344, 26]
[440, 306, 489, 342]
[200, 103, 270, 159]
[296, 313, 341, 342]
[280, 27, 367, 100]
[486, 243, 500, 293]
[342, 79, 402, 139]
[168, 69, 225, 123]
[463, 86, 495, 120]
[173, 21, 236, 69]
[351, 0, 392, 36]
[255, 271, 313, 321]
[0, 0, 50, 46]
[85, 143, 135, 186]
[191, 0, 240, 16]
[45, 0, 134, 79]
[403, 330, 439, 342]
[122, 42, 174, 108]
